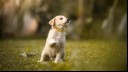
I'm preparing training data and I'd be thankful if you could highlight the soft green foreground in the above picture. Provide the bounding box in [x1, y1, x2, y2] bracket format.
[0, 39, 127, 71]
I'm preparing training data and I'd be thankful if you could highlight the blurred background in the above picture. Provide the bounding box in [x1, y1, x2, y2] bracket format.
[0, 0, 127, 71]
[0, 0, 127, 40]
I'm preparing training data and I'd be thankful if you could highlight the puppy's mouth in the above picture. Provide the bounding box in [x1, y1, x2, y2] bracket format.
[63, 23, 68, 28]
[63, 19, 70, 25]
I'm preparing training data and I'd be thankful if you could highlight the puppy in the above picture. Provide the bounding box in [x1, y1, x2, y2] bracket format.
[38, 15, 70, 63]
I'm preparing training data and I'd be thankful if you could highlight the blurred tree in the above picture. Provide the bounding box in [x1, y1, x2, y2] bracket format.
[1, 0, 20, 37]
[117, 13, 127, 39]
[102, 0, 119, 39]
[0, 0, 127, 40]
[73, 0, 95, 39]
[74, 0, 85, 39]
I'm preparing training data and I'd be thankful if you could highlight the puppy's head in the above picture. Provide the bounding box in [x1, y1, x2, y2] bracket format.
[49, 15, 70, 29]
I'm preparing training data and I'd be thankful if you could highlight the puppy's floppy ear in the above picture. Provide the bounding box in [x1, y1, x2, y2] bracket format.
[49, 18, 55, 26]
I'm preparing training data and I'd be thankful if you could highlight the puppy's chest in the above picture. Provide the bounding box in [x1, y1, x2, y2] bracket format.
[55, 33, 66, 43]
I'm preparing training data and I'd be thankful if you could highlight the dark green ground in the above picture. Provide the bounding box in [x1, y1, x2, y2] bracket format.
[0, 39, 127, 71]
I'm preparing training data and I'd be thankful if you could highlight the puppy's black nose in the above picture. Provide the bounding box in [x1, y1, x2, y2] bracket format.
[67, 19, 70, 22]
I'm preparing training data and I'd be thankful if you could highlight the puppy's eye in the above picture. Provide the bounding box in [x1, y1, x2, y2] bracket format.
[60, 18, 63, 20]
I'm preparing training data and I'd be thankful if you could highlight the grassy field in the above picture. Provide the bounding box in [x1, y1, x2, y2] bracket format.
[0, 39, 127, 71]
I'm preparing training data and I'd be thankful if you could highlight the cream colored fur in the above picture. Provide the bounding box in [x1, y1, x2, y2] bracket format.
[38, 15, 70, 63]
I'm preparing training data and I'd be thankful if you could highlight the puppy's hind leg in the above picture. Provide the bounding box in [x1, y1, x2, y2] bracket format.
[38, 51, 50, 62]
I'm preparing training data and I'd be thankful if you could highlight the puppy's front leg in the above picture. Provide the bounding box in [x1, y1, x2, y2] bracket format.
[38, 51, 46, 62]
[49, 39, 57, 47]
[54, 53, 63, 63]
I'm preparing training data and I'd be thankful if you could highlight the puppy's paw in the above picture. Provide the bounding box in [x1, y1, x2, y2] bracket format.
[49, 39, 56, 47]
[54, 61, 58, 63]
[37, 60, 42, 63]
[37, 60, 48, 64]
[54, 59, 63, 63]
[51, 42, 56, 47]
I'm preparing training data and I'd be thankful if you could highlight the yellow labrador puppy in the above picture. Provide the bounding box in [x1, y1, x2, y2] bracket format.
[38, 15, 70, 63]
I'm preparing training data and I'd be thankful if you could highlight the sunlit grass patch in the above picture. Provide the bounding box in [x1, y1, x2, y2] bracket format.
[0, 39, 127, 71]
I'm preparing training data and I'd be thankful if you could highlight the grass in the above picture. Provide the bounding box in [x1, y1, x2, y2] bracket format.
[0, 39, 127, 71]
